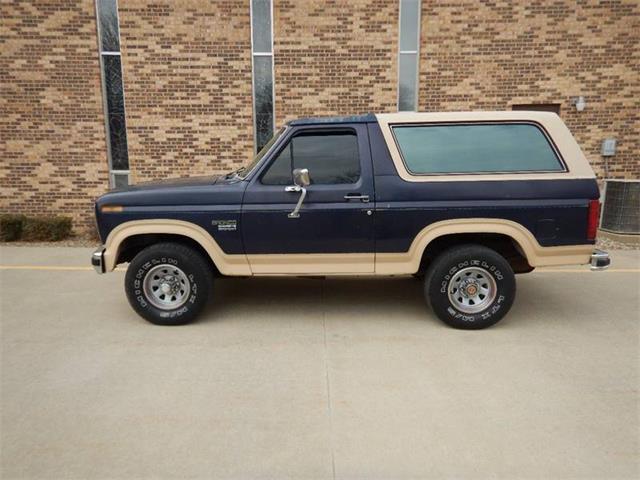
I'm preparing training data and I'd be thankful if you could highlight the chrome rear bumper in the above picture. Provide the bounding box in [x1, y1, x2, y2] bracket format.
[92, 247, 105, 274]
[590, 249, 610, 271]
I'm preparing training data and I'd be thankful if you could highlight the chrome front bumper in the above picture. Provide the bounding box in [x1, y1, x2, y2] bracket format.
[590, 249, 611, 271]
[92, 247, 105, 274]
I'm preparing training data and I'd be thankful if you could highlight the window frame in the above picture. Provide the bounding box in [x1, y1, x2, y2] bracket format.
[390, 120, 568, 176]
[259, 127, 363, 186]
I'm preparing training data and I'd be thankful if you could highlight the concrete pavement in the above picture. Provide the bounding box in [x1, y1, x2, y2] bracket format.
[1, 246, 638, 479]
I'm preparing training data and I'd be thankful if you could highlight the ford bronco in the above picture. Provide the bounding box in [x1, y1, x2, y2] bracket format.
[92, 111, 610, 329]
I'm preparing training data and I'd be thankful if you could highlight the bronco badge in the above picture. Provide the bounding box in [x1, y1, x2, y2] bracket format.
[211, 220, 237, 231]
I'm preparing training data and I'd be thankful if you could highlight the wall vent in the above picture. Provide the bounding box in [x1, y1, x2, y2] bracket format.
[601, 180, 640, 234]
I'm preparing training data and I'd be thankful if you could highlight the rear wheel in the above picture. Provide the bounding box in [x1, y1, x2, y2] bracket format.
[424, 245, 516, 329]
[125, 242, 213, 325]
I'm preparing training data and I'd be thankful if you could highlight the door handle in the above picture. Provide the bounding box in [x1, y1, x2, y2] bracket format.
[344, 194, 369, 203]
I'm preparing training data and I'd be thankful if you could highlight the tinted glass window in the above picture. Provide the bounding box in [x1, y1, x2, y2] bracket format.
[251, 0, 272, 53]
[102, 55, 125, 114]
[399, 0, 420, 51]
[97, 0, 120, 52]
[107, 112, 129, 170]
[261, 140, 292, 185]
[398, 53, 418, 111]
[112, 172, 129, 189]
[252, 55, 274, 151]
[392, 123, 563, 174]
[262, 131, 360, 185]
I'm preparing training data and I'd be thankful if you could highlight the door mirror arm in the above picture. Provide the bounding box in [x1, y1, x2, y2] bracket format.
[285, 168, 310, 218]
[284, 185, 307, 218]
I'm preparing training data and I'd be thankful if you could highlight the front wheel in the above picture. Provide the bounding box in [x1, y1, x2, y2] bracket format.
[424, 245, 516, 329]
[125, 242, 213, 325]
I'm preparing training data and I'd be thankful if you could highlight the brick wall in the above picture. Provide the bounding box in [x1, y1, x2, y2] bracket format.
[118, 0, 254, 182]
[1, 0, 638, 236]
[420, 0, 640, 179]
[0, 0, 107, 233]
[274, 0, 398, 124]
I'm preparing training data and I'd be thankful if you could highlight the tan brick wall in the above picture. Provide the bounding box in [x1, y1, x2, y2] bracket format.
[0, 0, 108, 233]
[420, 0, 640, 179]
[118, 0, 254, 182]
[274, 0, 398, 124]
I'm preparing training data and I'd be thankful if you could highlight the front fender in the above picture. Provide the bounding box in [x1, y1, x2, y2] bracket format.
[102, 219, 251, 276]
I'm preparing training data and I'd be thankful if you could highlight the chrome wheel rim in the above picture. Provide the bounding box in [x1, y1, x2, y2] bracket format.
[447, 266, 497, 314]
[143, 264, 191, 310]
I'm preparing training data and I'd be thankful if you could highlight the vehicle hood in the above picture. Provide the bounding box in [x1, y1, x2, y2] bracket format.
[110, 175, 221, 192]
[95, 174, 246, 209]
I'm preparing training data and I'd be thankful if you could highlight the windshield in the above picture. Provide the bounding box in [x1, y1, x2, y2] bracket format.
[237, 127, 287, 179]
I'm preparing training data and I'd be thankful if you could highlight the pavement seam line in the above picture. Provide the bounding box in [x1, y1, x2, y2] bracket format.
[321, 280, 337, 480]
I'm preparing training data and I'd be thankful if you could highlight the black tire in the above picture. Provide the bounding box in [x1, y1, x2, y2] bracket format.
[424, 244, 516, 329]
[124, 242, 213, 325]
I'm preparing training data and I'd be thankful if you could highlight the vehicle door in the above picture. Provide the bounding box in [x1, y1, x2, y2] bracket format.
[241, 123, 375, 274]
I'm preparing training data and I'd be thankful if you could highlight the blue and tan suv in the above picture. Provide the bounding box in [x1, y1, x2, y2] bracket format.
[92, 111, 610, 329]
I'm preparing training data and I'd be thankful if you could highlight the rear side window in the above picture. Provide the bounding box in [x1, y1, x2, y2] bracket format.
[261, 131, 360, 185]
[392, 123, 564, 174]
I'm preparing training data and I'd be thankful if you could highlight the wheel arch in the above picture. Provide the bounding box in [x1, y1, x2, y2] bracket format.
[376, 218, 592, 274]
[103, 219, 251, 276]
[413, 219, 536, 272]
[419, 232, 532, 274]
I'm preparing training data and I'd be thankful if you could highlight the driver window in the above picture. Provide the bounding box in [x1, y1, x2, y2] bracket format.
[261, 130, 360, 185]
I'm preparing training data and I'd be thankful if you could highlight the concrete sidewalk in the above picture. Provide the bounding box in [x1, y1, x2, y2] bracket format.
[1, 247, 638, 479]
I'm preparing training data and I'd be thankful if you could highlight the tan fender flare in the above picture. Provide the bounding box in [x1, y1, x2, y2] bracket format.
[375, 218, 592, 274]
[103, 219, 251, 275]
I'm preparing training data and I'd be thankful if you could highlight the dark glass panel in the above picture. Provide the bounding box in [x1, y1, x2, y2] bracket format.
[251, 0, 272, 53]
[261, 142, 292, 185]
[112, 172, 129, 189]
[262, 132, 360, 185]
[399, 0, 420, 51]
[253, 56, 274, 151]
[398, 53, 418, 111]
[107, 112, 129, 170]
[255, 113, 274, 153]
[393, 124, 563, 174]
[97, 0, 120, 52]
[102, 54, 125, 114]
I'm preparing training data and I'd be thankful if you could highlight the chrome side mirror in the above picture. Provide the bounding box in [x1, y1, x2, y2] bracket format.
[284, 168, 310, 218]
[292, 168, 310, 188]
